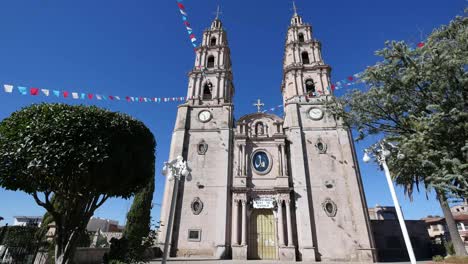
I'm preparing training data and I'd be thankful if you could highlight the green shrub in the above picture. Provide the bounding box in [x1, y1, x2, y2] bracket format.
[445, 241, 456, 256]
[433, 255, 444, 262]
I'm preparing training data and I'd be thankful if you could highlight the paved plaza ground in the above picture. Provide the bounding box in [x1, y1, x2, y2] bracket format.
[151, 259, 431, 264]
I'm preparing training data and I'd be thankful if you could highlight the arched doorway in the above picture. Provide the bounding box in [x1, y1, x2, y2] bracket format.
[248, 209, 277, 259]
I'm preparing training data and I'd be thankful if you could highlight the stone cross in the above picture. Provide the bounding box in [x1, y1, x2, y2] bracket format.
[292, 1, 298, 15]
[253, 99, 264, 112]
[214, 5, 222, 19]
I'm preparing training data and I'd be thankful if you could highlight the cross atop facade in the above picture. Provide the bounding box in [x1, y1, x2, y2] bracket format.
[214, 5, 222, 19]
[253, 99, 264, 112]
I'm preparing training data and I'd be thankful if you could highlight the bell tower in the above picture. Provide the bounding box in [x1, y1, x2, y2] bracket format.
[187, 16, 234, 105]
[281, 6, 376, 262]
[159, 14, 234, 258]
[281, 6, 332, 102]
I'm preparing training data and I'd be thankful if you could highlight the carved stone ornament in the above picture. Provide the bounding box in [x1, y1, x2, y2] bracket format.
[322, 198, 337, 217]
[197, 140, 208, 155]
[191, 197, 204, 215]
[315, 139, 327, 154]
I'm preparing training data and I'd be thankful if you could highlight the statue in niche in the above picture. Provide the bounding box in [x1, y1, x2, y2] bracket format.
[256, 122, 265, 136]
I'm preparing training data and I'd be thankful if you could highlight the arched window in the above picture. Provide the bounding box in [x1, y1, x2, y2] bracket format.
[305, 79, 315, 95]
[207, 55, 215, 68]
[301, 52, 310, 64]
[298, 33, 305, 43]
[203, 82, 212, 100]
[210, 37, 217, 46]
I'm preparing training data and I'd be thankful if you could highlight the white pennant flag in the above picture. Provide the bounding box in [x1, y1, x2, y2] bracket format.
[115, 96, 121, 100]
[41, 89, 50, 96]
[3, 84, 13, 93]
[179, 9, 188, 16]
[96, 95, 102, 100]
[72, 92, 79, 99]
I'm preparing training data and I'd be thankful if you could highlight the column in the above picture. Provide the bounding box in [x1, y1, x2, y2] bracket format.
[243, 146, 248, 176]
[285, 199, 294, 246]
[232, 199, 239, 245]
[278, 144, 283, 176]
[240, 145, 244, 176]
[241, 199, 247, 245]
[280, 144, 288, 176]
[277, 199, 285, 246]
[237, 145, 241, 176]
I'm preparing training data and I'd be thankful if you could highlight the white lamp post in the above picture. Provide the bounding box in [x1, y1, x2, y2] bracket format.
[363, 143, 416, 264]
[161, 156, 190, 264]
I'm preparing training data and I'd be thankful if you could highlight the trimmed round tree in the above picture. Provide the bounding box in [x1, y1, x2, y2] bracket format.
[0, 103, 156, 264]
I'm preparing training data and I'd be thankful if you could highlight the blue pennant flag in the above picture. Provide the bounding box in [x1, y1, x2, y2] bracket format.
[17, 86, 27, 95]
[53, 90, 60, 97]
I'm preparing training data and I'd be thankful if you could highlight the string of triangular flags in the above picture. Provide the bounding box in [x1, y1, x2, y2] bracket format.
[176, 0, 199, 50]
[2, 84, 186, 103]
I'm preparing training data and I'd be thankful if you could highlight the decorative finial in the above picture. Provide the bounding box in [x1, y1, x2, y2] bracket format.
[292, 1, 298, 15]
[214, 5, 222, 19]
[253, 99, 265, 112]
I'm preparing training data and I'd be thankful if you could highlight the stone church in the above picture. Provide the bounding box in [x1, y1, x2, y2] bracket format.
[160, 8, 376, 262]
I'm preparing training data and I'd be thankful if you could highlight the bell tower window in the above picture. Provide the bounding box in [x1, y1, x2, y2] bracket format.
[298, 33, 305, 43]
[207, 55, 215, 68]
[203, 82, 213, 100]
[210, 37, 217, 46]
[305, 79, 315, 95]
[301, 52, 310, 64]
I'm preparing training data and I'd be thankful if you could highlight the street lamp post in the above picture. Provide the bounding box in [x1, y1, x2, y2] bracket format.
[363, 143, 416, 264]
[161, 156, 190, 264]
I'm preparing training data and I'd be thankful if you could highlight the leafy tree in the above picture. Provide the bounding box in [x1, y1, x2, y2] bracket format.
[0, 103, 156, 264]
[330, 15, 467, 255]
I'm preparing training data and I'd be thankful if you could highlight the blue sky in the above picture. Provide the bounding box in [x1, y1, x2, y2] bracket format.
[0, 0, 465, 226]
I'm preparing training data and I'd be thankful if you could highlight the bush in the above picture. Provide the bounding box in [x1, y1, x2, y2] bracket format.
[445, 241, 456, 256]
[433, 255, 444, 262]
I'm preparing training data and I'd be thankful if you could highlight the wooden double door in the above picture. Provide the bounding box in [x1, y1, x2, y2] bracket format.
[248, 209, 277, 259]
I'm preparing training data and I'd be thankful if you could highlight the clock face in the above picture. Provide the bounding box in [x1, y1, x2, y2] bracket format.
[198, 110, 212, 122]
[252, 151, 271, 174]
[308, 108, 323, 120]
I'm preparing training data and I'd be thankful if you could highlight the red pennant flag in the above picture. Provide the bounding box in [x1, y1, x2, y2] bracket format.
[125, 96, 131, 102]
[417, 42, 425, 48]
[139, 97, 143, 102]
[177, 3, 185, 9]
[109, 95, 114, 100]
[30, 88, 39, 95]
[184, 21, 190, 26]
[63, 91, 69, 98]
[347, 76, 353, 81]
[87, 94, 93, 99]
[189, 34, 195, 39]
[331, 84, 336, 91]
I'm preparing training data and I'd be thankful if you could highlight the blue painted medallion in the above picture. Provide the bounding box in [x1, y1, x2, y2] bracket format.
[252, 151, 269, 173]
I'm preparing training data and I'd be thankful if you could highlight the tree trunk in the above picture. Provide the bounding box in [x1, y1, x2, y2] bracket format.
[437, 192, 467, 256]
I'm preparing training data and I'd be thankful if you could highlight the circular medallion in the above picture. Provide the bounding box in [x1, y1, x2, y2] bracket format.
[251, 150, 272, 175]
[198, 110, 212, 123]
[308, 108, 324, 120]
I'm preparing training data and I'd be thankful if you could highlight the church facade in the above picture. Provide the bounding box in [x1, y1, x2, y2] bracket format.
[160, 10, 376, 262]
